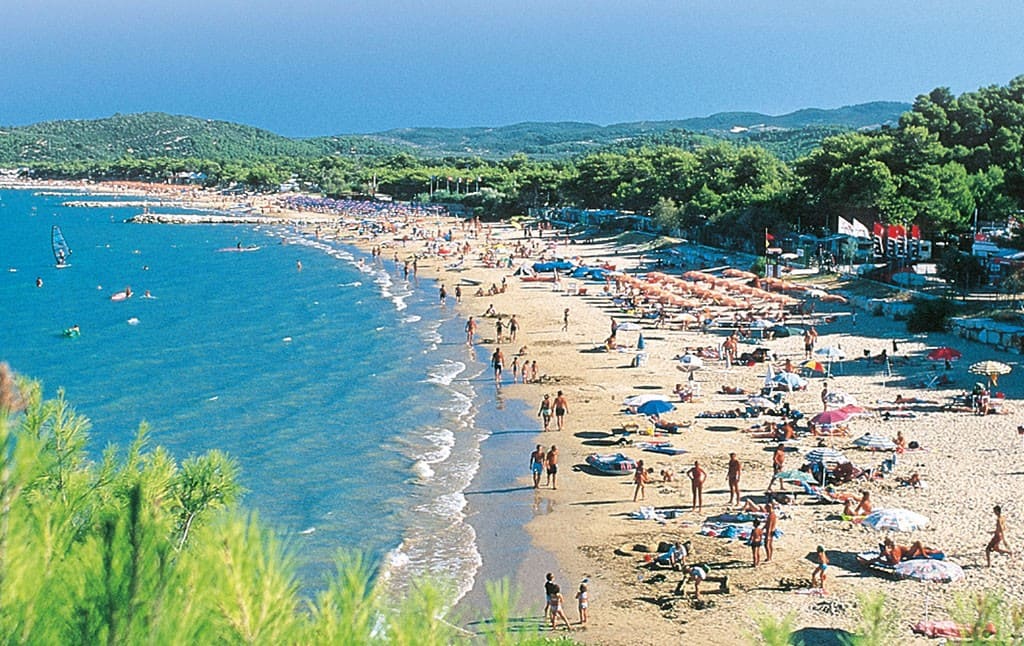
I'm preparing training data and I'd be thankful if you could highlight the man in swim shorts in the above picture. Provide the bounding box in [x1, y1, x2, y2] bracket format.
[530, 444, 545, 489]
[546, 445, 559, 489]
[553, 391, 568, 431]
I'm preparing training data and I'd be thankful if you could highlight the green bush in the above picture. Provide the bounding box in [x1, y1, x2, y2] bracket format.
[906, 297, 957, 333]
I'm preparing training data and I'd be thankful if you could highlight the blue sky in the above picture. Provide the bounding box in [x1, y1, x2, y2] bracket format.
[2, 0, 1023, 136]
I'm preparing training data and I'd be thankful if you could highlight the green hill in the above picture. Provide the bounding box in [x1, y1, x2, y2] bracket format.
[0, 102, 910, 164]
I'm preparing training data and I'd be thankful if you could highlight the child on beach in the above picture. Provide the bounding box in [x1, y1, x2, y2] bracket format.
[985, 505, 1014, 566]
[811, 545, 829, 590]
[633, 460, 648, 501]
[548, 584, 572, 631]
[749, 518, 765, 567]
[575, 582, 589, 626]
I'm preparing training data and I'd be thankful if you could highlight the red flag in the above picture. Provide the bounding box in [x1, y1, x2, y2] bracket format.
[910, 224, 921, 239]
[873, 222, 884, 237]
[887, 225, 900, 240]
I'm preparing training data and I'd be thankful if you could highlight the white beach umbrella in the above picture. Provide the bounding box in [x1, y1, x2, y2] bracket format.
[861, 508, 930, 533]
[623, 394, 671, 407]
[677, 354, 704, 372]
[804, 447, 849, 465]
[852, 433, 896, 451]
[616, 321, 643, 332]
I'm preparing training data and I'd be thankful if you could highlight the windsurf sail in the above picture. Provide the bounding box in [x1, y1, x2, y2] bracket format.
[51, 225, 71, 266]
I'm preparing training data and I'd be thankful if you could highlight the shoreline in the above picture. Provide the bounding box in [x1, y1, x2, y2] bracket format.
[10, 179, 1024, 643]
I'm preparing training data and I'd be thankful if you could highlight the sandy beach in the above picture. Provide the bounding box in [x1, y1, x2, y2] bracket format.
[319, 211, 1023, 644]
[13, 178, 1024, 643]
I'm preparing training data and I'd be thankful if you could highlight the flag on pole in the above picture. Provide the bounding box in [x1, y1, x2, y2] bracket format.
[872, 222, 884, 257]
[852, 218, 871, 239]
[837, 216, 855, 236]
[765, 229, 774, 251]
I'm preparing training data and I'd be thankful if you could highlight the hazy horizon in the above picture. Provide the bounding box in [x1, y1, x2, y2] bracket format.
[2, 1, 1022, 137]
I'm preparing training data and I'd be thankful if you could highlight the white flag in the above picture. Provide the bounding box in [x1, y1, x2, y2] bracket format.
[851, 218, 870, 239]
[836, 215, 856, 236]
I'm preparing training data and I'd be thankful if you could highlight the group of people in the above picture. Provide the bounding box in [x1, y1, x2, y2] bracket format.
[530, 444, 561, 489]
[537, 391, 569, 431]
[543, 572, 587, 630]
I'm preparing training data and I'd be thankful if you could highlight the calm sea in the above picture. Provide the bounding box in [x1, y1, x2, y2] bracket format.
[0, 188, 489, 599]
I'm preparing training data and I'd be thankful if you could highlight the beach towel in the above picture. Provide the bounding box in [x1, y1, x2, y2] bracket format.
[912, 619, 996, 639]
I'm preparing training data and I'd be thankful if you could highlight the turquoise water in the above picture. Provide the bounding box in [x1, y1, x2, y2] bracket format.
[0, 188, 487, 597]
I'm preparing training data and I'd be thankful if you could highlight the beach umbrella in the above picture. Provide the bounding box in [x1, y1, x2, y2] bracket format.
[894, 559, 964, 584]
[623, 394, 670, 407]
[775, 469, 815, 483]
[926, 347, 961, 362]
[767, 325, 789, 337]
[838, 404, 870, 417]
[803, 359, 827, 373]
[861, 508, 930, 532]
[616, 321, 643, 332]
[969, 360, 1012, 386]
[745, 396, 776, 409]
[773, 372, 806, 390]
[852, 433, 896, 451]
[804, 447, 849, 465]
[815, 346, 846, 360]
[677, 354, 703, 372]
[637, 399, 676, 415]
[811, 409, 853, 427]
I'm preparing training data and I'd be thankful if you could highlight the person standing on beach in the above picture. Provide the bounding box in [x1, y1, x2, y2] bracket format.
[439, 284, 447, 305]
[633, 459, 648, 501]
[530, 444, 546, 488]
[821, 382, 829, 411]
[465, 317, 477, 346]
[764, 502, 778, 562]
[687, 461, 706, 511]
[546, 445, 560, 489]
[727, 453, 742, 506]
[509, 315, 519, 342]
[768, 444, 786, 491]
[562, 308, 570, 332]
[510, 356, 520, 383]
[749, 518, 765, 567]
[538, 394, 553, 431]
[985, 505, 1014, 566]
[547, 584, 572, 631]
[803, 328, 815, 359]
[553, 391, 569, 431]
[544, 573, 557, 620]
[454, 284, 462, 303]
[495, 317, 505, 342]
[491, 347, 504, 383]
[531, 360, 539, 384]
[575, 582, 589, 626]
[811, 545, 829, 590]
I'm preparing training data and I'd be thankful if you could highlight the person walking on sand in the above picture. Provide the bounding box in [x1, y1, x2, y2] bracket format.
[986, 505, 1014, 566]
[543, 573, 556, 620]
[687, 461, 706, 511]
[538, 394, 553, 431]
[821, 382, 829, 411]
[465, 316, 478, 346]
[439, 284, 447, 305]
[562, 307, 569, 332]
[764, 502, 778, 562]
[811, 545, 829, 590]
[547, 583, 572, 631]
[509, 314, 519, 342]
[491, 347, 504, 383]
[553, 391, 569, 431]
[633, 459, 649, 501]
[530, 444, 545, 489]
[749, 518, 765, 567]
[454, 284, 462, 303]
[727, 452, 742, 506]
[546, 445, 560, 489]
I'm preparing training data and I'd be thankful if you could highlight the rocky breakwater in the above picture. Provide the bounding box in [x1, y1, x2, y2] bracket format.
[129, 212, 294, 225]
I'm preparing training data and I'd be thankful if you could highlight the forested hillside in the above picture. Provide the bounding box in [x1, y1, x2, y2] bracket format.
[0, 102, 907, 164]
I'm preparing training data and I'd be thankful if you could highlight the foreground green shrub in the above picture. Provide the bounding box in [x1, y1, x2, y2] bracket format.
[0, 365, 578, 645]
[906, 297, 957, 333]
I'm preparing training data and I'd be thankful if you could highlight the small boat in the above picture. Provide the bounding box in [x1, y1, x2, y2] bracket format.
[52, 225, 72, 268]
[62, 326, 81, 338]
[217, 245, 261, 253]
[585, 453, 637, 475]
[638, 443, 687, 456]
